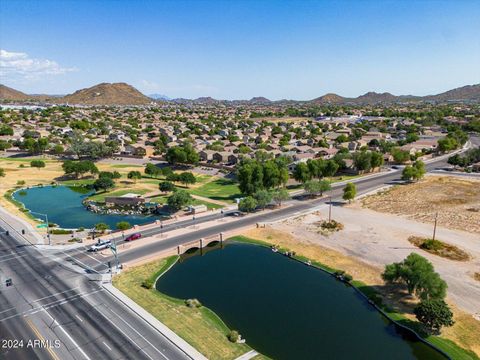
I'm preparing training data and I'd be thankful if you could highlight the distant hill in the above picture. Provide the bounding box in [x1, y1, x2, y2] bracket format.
[61, 83, 152, 105]
[311, 93, 348, 104]
[310, 84, 480, 105]
[249, 97, 271, 104]
[149, 93, 170, 100]
[1, 83, 479, 105]
[0, 85, 30, 100]
[424, 84, 480, 102]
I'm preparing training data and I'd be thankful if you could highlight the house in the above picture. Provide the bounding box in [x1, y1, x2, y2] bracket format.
[199, 150, 215, 161]
[212, 151, 230, 163]
[228, 153, 239, 165]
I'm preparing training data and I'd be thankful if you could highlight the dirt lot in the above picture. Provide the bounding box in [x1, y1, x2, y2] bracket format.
[361, 175, 480, 234]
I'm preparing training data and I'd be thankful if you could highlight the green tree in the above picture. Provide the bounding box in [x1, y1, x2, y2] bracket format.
[167, 190, 192, 211]
[304, 180, 331, 197]
[95, 223, 109, 233]
[293, 162, 311, 183]
[62, 160, 98, 178]
[93, 177, 115, 192]
[271, 188, 290, 207]
[30, 160, 46, 168]
[178, 172, 196, 187]
[253, 190, 272, 210]
[145, 163, 161, 178]
[382, 253, 447, 300]
[237, 159, 264, 195]
[414, 299, 454, 334]
[238, 196, 257, 213]
[116, 221, 132, 231]
[0, 168, 5, 177]
[53, 144, 64, 155]
[127, 171, 142, 183]
[159, 181, 175, 192]
[342, 182, 357, 203]
[392, 148, 410, 164]
[370, 151, 384, 169]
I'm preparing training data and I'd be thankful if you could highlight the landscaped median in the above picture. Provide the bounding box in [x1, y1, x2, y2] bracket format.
[112, 255, 268, 360]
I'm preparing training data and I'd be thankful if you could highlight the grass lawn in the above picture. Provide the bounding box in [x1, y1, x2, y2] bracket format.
[189, 178, 241, 203]
[59, 178, 96, 186]
[147, 193, 223, 210]
[88, 188, 149, 202]
[113, 257, 253, 360]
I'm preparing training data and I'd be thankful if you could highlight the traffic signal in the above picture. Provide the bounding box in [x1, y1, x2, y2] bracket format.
[21, 229, 25, 235]
[5, 231, 9, 236]
[5, 279, 12, 287]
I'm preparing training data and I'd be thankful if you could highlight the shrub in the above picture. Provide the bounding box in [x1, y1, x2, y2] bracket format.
[142, 279, 154, 289]
[368, 293, 383, 306]
[116, 221, 131, 230]
[421, 239, 444, 251]
[227, 330, 240, 343]
[17, 180, 26, 185]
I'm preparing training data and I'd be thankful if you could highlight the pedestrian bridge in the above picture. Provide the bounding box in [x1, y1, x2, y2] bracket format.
[176, 233, 224, 255]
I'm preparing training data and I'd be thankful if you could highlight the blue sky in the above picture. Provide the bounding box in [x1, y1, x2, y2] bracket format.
[1, 0, 479, 99]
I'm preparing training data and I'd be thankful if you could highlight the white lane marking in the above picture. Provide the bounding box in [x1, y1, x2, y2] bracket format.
[75, 314, 84, 323]
[70, 248, 107, 266]
[1, 289, 104, 321]
[108, 308, 169, 360]
[95, 308, 154, 360]
[103, 342, 112, 351]
[0, 307, 16, 315]
[59, 251, 100, 273]
[32, 287, 81, 302]
[41, 307, 92, 360]
[0, 253, 28, 263]
[0, 250, 27, 259]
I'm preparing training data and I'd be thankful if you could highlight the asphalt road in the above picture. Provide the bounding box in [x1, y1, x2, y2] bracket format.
[86, 153, 455, 271]
[0, 227, 192, 360]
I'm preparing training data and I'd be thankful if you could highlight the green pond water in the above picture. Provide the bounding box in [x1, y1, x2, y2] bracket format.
[156, 243, 446, 360]
[13, 185, 164, 229]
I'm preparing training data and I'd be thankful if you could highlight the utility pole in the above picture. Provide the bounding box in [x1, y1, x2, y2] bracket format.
[432, 212, 438, 241]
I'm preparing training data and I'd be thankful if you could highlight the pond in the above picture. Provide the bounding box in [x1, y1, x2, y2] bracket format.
[156, 243, 446, 360]
[13, 185, 165, 229]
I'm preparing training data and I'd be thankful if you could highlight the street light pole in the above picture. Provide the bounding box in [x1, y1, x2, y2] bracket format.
[30, 211, 51, 245]
[432, 212, 438, 241]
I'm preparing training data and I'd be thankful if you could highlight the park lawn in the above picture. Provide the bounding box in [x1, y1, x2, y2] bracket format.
[147, 193, 223, 210]
[59, 178, 96, 186]
[189, 178, 241, 203]
[113, 257, 253, 360]
[109, 164, 144, 168]
[88, 188, 149, 202]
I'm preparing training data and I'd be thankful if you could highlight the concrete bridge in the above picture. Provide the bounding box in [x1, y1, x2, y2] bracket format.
[176, 232, 225, 255]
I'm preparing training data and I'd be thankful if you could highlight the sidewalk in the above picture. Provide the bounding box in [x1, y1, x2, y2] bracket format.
[103, 283, 207, 360]
[0, 204, 45, 245]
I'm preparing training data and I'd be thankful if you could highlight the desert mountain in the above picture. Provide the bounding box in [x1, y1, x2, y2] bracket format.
[249, 97, 271, 104]
[309, 84, 480, 105]
[424, 84, 480, 102]
[0, 85, 30, 100]
[1, 83, 479, 105]
[61, 83, 151, 105]
[311, 93, 348, 104]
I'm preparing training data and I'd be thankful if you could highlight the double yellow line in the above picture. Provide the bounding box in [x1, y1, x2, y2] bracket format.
[25, 318, 60, 360]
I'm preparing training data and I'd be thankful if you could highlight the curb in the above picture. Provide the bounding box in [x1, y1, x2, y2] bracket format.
[102, 283, 208, 360]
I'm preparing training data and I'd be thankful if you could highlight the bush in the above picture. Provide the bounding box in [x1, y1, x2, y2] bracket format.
[421, 239, 444, 251]
[50, 229, 73, 235]
[116, 221, 132, 230]
[30, 160, 46, 168]
[17, 180, 26, 185]
[227, 330, 240, 343]
[185, 298, 202, 308]
[142, 279, 154, 289]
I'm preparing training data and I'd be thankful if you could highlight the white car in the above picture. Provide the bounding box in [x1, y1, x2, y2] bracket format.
[88, 240, 112, 252]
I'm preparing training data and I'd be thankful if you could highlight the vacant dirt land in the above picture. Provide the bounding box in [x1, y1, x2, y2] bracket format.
[361, 176, 480, 234]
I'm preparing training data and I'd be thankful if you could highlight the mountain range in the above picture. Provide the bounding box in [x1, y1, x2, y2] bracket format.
[1, 82, 479, 106]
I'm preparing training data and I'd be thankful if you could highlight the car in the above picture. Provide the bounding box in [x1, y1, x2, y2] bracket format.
[227, 211, 243, 217]
[125, 233, 142, 241]
[88, 239, 112, 252]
